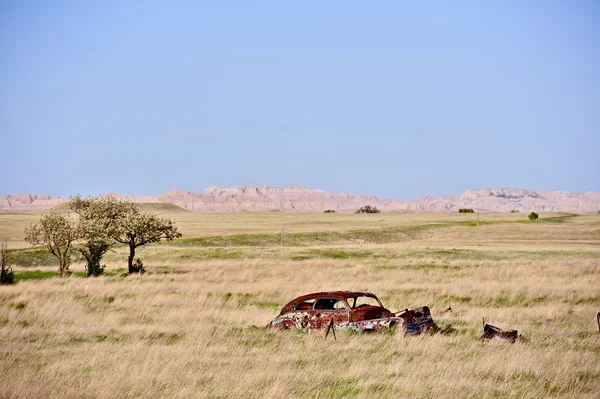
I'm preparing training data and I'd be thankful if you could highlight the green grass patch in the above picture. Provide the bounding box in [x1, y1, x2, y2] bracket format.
[514, 371, 538, 381]
[535, 214, 579, 224]
[145, 332, 185, 345]
[14, 270, 58, 282]
[310, 249, 374, 259]
[575, 331, 595, 339]
[94, 330, 128, 343]
[149, 245, 599, 263]
[7, 247, 60, 267]
[401, 263, 460, 270]
[515, 214, 579, 224]
[169, 224, 446, 248]
[463, 221, 497, 227]
[173, 233, 280, 247]
[221, 292, 233, 302]
[7, 247, 84, 267]
[171, 248, 253, 260]
[566, 295, 600, 305]
[104, 268, 127, 277]
[9, 301, 27, 310]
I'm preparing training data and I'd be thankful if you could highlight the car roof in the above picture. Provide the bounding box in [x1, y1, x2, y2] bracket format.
[286, 291, 377, 305]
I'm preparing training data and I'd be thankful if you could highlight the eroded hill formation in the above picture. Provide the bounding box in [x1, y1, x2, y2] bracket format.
[1, 186, 599, 212]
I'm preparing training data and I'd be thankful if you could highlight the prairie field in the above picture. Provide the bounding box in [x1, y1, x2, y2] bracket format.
[1, 211, 599, 398]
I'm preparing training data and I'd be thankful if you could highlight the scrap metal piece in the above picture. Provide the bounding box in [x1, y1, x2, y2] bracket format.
[480, 323, 519, 343]
[396, 306, 438, 335]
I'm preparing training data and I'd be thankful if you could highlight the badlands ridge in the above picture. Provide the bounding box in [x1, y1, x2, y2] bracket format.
[1, 185, 599, 213]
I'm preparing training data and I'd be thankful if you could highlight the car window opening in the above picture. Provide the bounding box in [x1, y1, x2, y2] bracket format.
[349, 296, 381, 308]
[314, 298, 348, 310]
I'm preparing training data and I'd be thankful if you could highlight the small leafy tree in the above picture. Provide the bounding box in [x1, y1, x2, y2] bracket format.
[1, 238, 14, 285]
[356, 205, 380, 214]
[113, 211, 182, 273]
[25, 212, 79, 277]
[70, 195, 137, 277]
[528, 212, 539, 221]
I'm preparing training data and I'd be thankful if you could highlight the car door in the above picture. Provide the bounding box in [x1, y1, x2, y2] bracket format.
[309, 297, 350, 329]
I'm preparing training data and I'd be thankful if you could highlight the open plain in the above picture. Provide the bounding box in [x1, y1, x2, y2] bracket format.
[1, 210, 599, 398]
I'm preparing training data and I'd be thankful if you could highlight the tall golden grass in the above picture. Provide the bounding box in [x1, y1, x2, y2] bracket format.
[0, 212, 599, 398]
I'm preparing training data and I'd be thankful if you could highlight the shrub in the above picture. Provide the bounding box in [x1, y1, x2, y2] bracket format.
[1, 238, 14, 285]
[510, 210, 520, 213]
[87, 260, 105, 277]
[528, 212, 539, 221]
[1, 265, 14, 285]
[130, 258, 146, 274]
[323, 210, 336, 213]
[356, 205, 380, 214]
[458, 208, 474, 213]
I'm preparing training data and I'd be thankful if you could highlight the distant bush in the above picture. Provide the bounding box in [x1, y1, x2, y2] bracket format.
[458, 208, 474, 213]
[130, 258, 146, 274]
[323, 210, 336, 213]
[356, 205, 380, 214]
[528, 212, 539, 221]
[510, 210, 520, 213]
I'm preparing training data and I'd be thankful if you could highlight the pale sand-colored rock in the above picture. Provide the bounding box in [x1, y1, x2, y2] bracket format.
[0, 194, 67, 212]
[1, 186, 599, 212]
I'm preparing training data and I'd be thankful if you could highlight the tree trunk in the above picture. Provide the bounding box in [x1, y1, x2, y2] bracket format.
[81, 250, 93, 277]
[59, 257, 68, 277]
[128, 244, 136, 273]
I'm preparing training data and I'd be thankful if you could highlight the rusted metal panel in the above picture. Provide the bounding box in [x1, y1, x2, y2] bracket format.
[396, 306, 437, 335]
[480, 324, 519, 342]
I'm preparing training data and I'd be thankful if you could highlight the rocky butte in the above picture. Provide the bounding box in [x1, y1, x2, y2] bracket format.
[1, 186, 599, 213]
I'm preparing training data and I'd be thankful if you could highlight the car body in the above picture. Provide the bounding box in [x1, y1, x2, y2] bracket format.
[266, 291, 437, 334]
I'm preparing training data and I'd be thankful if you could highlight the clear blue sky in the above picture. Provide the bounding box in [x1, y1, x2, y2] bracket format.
[1, 1, 598, 199]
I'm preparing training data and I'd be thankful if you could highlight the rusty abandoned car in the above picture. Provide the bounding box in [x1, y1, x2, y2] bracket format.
[266, 291, 438, 335]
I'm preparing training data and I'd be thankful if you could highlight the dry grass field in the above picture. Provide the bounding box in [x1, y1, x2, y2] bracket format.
[1, 211, 599, 398]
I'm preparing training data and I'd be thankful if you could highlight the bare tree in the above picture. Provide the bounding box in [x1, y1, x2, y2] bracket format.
[25, 212, 79, 277]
